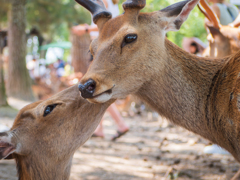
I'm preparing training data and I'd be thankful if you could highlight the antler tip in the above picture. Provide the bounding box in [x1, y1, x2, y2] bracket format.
[122, 0, 146, 11]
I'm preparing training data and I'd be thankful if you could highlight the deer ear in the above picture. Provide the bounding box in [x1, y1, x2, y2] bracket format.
[207, 26, 222, 38]
[160, 0, 199, 32]
[0, 132, 16, 160]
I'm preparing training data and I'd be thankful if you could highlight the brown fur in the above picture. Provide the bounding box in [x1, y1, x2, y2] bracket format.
[0, 85, 113, 180]
[79, 0, 240, 163]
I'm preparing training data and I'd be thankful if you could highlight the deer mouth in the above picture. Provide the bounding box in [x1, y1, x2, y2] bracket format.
[88, 85, 115, 103]
[0, 142, 15, 160]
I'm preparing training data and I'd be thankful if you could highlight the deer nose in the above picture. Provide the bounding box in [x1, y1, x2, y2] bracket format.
[78, 79, 96, 99]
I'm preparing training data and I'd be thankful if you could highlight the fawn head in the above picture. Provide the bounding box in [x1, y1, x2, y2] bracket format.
[0, 85, 112, 161]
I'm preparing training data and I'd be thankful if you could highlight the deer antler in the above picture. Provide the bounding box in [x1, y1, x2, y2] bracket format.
[122, 0, 146, 11]
[122, 0, 146, 24]
[230, 13, 240, 27]
[198, 0, 221, 29]
[75, 0, 112, 24]
[197, 3, 212, 22]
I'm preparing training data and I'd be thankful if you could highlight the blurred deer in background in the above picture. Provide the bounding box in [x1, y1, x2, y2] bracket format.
[198, 0, 240, 58]
[77, 0, 240, 174]
[0, 84, 113, 180]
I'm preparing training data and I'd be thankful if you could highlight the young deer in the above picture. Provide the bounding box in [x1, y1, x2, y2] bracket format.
[198, 0, 240, 58]
[77, 0, 240, 164]
[0, 84, 113, 180]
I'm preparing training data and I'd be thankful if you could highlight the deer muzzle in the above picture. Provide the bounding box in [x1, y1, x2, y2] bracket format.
[78, 79, 96, 99]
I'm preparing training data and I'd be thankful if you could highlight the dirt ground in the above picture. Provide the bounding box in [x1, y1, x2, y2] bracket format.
[0, 98, 239, 180]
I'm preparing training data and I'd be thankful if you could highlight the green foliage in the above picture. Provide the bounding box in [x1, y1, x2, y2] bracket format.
[143, 0, 171, 12]
[0, 3, 10, 28]
[0, 0, 91, 41]
[26, 0, 91, 41]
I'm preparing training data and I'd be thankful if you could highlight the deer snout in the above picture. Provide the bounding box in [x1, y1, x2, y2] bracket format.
[78, 79, 96, 99]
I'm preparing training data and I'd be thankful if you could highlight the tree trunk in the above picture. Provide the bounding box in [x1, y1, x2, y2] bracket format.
[0, 32, 8, 106]
[71, 33, 91, 75]
[7, 0, 35, 101]
[0, 59, 7, 106]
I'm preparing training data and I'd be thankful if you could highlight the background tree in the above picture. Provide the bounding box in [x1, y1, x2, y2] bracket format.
[26, 0, 90, 42]
[71, 33, 91, 74]
[7, 0, 35, 101]
[0, 31, 8, 106]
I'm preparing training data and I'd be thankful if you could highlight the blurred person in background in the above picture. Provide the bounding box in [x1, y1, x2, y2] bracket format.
[56, 58, 65, 78]
[27, 57, 37, 80]
[72, 0, 129, 141]
[208, 0, 239, 25]
[182, 37, 206, 56]
[189, 42, 201, 56]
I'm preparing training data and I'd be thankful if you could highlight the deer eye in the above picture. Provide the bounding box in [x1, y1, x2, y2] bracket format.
[121, 34, 137, 48]
[43, 104, 57, 117]
[124, 34, 137, 43]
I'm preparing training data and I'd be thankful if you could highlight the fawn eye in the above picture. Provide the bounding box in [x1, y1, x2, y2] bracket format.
[90, 54, 93, 62]
[43, 104, 58, 117]
[121, 34, 138, 48]
[88, 50, 94, 62]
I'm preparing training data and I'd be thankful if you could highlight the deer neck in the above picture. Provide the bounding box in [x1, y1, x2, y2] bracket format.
[136, 39, 226, 142]
[15, 155, 73, 180]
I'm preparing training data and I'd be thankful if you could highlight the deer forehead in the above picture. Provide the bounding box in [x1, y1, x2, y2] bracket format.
[98, 13, 158, 42]
[12, 102, 41, 127]
[99, 15, 125, 39]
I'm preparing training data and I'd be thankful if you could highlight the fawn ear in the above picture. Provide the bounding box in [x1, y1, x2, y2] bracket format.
[0, 132, 16, 160]
[160, 0, 199, 32]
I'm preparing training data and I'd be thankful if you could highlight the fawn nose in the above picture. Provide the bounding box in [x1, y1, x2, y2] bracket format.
[78, 79, 96, 99]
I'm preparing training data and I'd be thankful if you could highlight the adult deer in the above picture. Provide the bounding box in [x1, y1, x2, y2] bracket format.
[198, 0, 240, 58]
[77, 0, 240, 165]
[0, 84, 113, 180]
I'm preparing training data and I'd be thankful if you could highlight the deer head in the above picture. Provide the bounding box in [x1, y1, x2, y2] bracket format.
[203, 25, 240, 58]
[198, 0, 240, 58]
[77, 0, 200, 103]
[0, 85, 113, 179]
